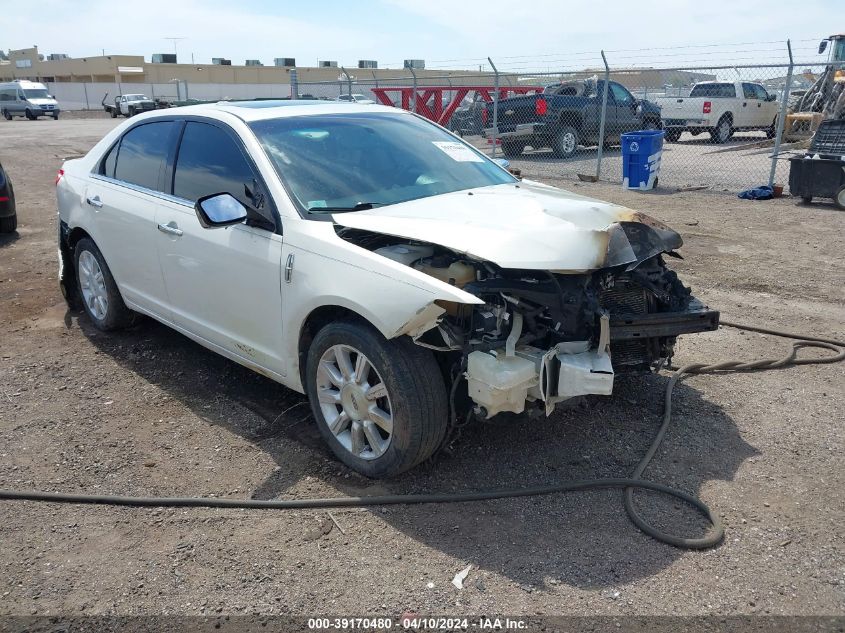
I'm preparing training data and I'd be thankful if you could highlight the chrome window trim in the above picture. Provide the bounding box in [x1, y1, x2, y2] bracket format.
[90, 174, 194, 208]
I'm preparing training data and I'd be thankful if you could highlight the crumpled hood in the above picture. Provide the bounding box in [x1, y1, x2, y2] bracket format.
[333, 180, 682, 272]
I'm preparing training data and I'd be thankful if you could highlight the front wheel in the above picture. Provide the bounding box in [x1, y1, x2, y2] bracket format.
[305, 320, 448, 478]
[110, 109, 117, 118]
[25, 109, 35, 121]
[766, 117, 778, 139]
[52, 112, 59, 120]
[74, 238, 136, 331]
[551, 125, 579, 158]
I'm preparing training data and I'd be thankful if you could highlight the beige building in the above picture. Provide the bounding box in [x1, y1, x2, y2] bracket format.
[0, 46, 498, 86]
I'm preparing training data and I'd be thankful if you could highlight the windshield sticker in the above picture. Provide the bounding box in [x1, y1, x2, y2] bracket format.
[432, 141, 484, 162]
[307, 200, 327, 208]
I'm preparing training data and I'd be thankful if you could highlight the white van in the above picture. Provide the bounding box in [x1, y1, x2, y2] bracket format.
[0, 80, 61, 120]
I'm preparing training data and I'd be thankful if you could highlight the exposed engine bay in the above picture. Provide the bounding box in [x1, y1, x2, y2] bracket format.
[337, 226, 719, 420]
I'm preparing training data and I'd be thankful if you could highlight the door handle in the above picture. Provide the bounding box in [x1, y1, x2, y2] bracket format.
[86, 195, 103, 208]
[157, 221, 183, 237]
[284, 253, 294, 283]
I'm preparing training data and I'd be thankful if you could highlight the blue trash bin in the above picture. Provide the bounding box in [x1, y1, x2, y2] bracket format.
[621, 130, 664, 190]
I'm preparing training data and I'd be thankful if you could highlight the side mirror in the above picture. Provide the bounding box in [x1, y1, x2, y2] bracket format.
[195, 193, 247, 229]
[818, 40, 828, 55]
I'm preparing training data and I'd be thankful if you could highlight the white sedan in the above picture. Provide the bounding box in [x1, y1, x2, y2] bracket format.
[56, 101, 718, 477]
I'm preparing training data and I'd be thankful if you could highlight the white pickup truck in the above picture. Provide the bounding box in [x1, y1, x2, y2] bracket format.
[658, 81, 779, 143]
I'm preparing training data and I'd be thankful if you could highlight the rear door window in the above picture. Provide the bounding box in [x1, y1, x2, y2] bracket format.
[113, 121, 176, 191]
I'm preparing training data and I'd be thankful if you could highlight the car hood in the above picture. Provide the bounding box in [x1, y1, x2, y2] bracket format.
[28, 98, 58, 105]
[333, 181, 683, 272]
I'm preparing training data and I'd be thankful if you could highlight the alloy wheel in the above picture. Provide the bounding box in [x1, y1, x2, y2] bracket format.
[315, 344, 394, 460]
[78, 250, 109, 320]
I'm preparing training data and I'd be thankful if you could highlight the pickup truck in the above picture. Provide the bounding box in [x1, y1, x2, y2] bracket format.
[482, 79, 662, 158]
[102, 93, 157, 118]
[656, 81, 779, 143]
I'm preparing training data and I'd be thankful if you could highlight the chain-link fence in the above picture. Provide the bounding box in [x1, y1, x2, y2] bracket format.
[292, 42, 839, 193]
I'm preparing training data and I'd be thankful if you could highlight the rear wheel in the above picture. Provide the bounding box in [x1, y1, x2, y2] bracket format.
[710, 116, 733, 144]
[1, 109, 11, 121]
[305, 320, 448, 478]
[551, 125, 579, 158]
[74, 238, 136, 331]
[500, 140, 526, 158]
[110, 108, 117, 118]
[0, 213, 16, 233]
[801, 196, 813, 205]
[642, 118, 660, 130]
[664, 129, 682, 143]
[835, 186, 845, 211]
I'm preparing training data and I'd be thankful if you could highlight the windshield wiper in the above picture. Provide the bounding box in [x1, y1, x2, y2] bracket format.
[307, 202, 382, 214]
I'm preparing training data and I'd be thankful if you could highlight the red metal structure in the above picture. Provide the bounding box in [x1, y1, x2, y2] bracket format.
[370, 85, 544, 127]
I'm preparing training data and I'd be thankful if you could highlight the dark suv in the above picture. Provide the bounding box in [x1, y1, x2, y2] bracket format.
[0, 160, 16, 233]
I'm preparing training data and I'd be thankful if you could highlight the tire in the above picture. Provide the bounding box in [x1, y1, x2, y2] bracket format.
[128, 107, 136, 117]
[1, 109, 11, 121]
[642, 118, 660, 131]
[25, 109, 35, 121]
[52, 112, 59, 120]
[305, 320, 449, 478]
[801, 196, 813, 205]
[110, 109, 117, 119]
[835, 186, 845, 211]
[710, 116, 733, 144]
[551, 125, 579, 158]
[664, 129, 682, 143]
[500, 140, 525, 158]
[0, 213, 16, 233]
[766, 117, 778, 139]
[73, 237, 136, 331]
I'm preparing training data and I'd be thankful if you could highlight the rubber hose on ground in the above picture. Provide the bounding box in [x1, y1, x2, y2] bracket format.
[0, 321, 842, 550]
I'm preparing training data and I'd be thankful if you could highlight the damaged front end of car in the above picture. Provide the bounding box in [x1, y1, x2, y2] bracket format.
[336, 206, 719, 421]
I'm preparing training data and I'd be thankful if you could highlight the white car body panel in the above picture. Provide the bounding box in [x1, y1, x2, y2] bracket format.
[332, 179, 639, 272]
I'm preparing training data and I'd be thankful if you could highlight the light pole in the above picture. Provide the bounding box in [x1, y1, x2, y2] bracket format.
[164, 37, 186, 62]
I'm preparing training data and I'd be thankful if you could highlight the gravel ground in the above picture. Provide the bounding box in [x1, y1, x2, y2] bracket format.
[0, 118, 843, 619]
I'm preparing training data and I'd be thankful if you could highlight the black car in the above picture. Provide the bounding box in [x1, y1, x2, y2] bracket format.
[0, 160, 16, 233]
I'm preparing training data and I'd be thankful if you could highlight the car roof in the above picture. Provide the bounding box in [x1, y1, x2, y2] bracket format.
[141, 100, 401, 123]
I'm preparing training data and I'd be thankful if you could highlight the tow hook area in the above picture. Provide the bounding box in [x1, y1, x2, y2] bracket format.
[465, 313, 615, 418]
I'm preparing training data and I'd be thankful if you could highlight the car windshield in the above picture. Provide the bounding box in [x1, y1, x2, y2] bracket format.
[126, 95, 148, 101]
[23, 89, 50, 99]
[250, 112, 515, 216]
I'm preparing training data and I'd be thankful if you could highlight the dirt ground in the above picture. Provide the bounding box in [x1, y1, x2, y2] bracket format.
[0, 118, 843, 620]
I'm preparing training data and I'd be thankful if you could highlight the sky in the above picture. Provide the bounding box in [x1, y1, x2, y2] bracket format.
[1, 0, 837, 72]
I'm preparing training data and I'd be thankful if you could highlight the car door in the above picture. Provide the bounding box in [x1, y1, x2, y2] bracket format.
[738, 83, 760, 128]
[86, 120, 178, 317]
[753, 84, 778, 128]
[154, 119, 286, 375]
[610, 82, 639, 134]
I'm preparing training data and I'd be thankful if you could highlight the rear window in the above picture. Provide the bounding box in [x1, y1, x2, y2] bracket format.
[689, 83, 736, 98]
